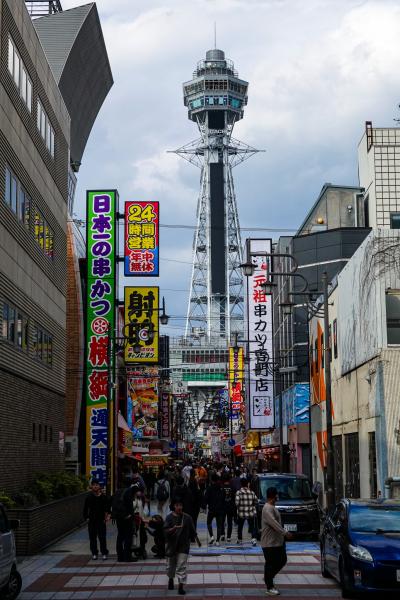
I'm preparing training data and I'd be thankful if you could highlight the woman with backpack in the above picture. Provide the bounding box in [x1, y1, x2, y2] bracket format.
[155, 470, 171, 518]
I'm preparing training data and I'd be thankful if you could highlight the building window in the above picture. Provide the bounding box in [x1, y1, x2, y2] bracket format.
[390, 213, 400, 229]
[386, 291, 400, 344]
[333, 319, 338, 358]
[33, 324, 53, 366]
[4, 166, 30, 227]
[7, 36, 32, 112]
[34, 209, 54, 259]
[314, 339, 318, 373]
[37, 99, 55, 157]
[1, 300, 28, 351]
[368, 432, 377, 498]
[32, 423, 36, 442]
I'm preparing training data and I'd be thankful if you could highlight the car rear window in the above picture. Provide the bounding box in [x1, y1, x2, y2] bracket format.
[259, 477, 313, 500]
[349, 505, 400, 533]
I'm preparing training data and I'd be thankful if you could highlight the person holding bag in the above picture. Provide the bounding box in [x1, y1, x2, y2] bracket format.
[164, 498, 201, 595]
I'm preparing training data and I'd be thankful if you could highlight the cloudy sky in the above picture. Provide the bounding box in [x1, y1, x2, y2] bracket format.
[62, 0, 400, 337]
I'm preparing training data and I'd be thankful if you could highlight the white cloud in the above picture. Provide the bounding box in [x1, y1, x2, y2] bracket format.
[61, 0, 400, 324]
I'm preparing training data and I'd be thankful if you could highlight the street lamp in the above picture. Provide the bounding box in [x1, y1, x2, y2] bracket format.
[241, 246, 335, 507]
[239, 260, 256, 277]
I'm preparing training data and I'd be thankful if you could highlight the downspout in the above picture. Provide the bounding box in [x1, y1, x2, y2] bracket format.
[375, 360, 388, 496]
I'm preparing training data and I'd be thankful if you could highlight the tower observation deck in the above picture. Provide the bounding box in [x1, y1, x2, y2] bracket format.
[173, 48, 260, 342]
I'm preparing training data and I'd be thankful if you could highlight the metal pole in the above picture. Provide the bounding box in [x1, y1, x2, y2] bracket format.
[279, 390, 284, 472]
[322, 271, 335, 508]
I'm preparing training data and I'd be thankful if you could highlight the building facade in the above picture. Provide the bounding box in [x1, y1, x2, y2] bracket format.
[0, 0, 70, 492]
[0, 0, 112, 492]
[271, 184, 370, 474]
[359, 121, 400, 229]
[310, 229, 400, 500]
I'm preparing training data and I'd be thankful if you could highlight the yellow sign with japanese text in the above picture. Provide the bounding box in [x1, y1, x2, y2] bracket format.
[124, 286, 159, 363]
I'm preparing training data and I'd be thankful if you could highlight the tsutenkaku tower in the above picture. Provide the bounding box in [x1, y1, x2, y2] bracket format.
[174, 48, 259, 341]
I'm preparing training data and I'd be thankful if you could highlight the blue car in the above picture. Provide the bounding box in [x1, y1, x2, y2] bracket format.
[320, 498, 400, 597]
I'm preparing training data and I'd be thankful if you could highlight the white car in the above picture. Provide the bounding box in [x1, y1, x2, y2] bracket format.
[0, 504, 21, 600]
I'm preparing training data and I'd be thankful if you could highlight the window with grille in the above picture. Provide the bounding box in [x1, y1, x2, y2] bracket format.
[4, 166, 30, 227]
[37, 99, 55, 157]
[8, 35, 32, 112]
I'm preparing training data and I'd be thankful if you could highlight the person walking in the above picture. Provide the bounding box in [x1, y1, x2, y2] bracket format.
[155, 471, 171, 518]
[170, 475, 193, 515]
[203, 473, 225, 545]
[235, 478, 258, 545]
[164, 499, 201, 595]
[132, 485, 148, 559]
[221, 474, 235, 542]
[187, 469, 202, 532]
[249, 468, 261, 498]
[111, 478, 137, 563]
[195, 463, 208, 493]
[261, 486, 292, 596]
[83, 479, 111, 560]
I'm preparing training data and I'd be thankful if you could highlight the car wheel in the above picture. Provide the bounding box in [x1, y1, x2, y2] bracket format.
[339, 559, 353, 599]
[320, 544, 331, 578]
[0, 569, 22, 600]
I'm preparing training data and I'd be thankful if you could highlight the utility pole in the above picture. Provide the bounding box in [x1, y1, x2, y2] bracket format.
[322, 271, 335, 507]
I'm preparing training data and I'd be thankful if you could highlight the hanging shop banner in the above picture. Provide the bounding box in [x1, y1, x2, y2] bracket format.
[127, 370, 159, 438]
[159, 391, 171, 439]
[124, 201, 159, 276]
[229, 346, 244, 433]
[124, 286, 159, 363]
[85, 190, 118, 488]
[245, 238, 274, 429]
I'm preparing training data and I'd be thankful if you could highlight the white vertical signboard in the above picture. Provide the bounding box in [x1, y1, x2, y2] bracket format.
[245, 239, 274, 429]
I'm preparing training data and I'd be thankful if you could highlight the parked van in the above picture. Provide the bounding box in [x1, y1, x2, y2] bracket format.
[257, 473, 321, 539]
[0, 503, 21, 599]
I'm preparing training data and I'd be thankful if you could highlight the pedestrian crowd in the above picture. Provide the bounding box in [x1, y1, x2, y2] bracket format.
[83, 461, 292, 596]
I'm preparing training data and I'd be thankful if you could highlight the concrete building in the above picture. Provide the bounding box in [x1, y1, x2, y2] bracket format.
[271, 184, 370, 475]
[33, 4, 113, 475]
[359, 121, 400, 229]
[307, 121, 400, 502]
[310, 229, 400, 500]
[0, 0, 112, 492]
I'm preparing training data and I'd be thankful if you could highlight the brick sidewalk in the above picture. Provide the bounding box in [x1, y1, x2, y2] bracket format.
[17, 508, 341, 599]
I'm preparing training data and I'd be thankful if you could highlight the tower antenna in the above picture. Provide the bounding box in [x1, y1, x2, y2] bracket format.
[214, 22, 217, 49]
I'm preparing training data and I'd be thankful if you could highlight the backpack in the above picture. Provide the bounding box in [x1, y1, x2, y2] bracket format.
[111, 488, 129, 519]
[156, 480, 169, 502]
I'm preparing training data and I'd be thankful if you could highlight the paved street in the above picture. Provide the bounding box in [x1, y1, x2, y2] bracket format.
[17, 512, 341, 599]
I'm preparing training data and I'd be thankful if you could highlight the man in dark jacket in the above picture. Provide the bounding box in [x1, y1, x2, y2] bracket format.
[83, 479, 111, 560]
[203, 473, 225, 545]
[111, 478, 137, 562]
[164, 499, 201, 595]
[170, 476, 193, 514]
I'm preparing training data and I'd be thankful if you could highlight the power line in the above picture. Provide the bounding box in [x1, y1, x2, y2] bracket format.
[69, 219, 297, 233]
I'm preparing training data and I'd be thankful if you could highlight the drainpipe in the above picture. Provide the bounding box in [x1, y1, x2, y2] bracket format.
[376, 360, 388, 497]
